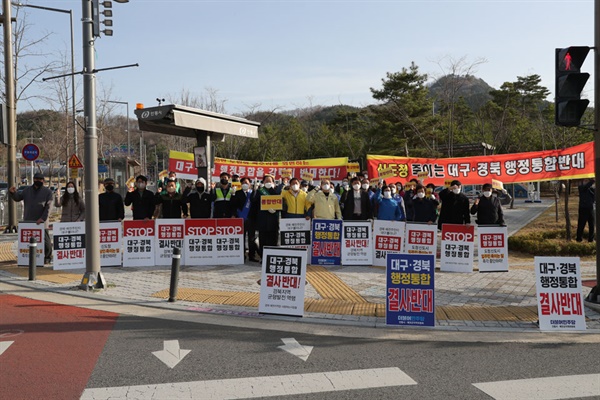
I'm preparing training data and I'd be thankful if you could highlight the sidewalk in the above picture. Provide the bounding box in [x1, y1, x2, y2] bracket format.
[0, 202, 599, 334]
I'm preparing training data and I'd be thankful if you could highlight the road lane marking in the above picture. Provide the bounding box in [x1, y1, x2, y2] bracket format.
[473, 373, 600, 400]
[152, 340, 191, 369]
[81, 367, 417, 399]
[0, 341, 14, 356]
[278, 338, 313, 361]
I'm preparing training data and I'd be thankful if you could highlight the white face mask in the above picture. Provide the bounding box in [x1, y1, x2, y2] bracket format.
[361, 184, 369, 190]
[301, 186, 308, 192]
[391, 188, 397, 193]
[364, 175, 368, 180]
[264, 182, 273, 189]
[342, 182, 349, 188]
[241, 183, 249, 191]
[167, 187, 176, 193]
[321, 184, 330, 191]
[67, 187, 75, 194]
[291, 184, 299, 191]
[417, 192, 425, 199]
[483, 191, 492, 198]
[137, 182, 146, 190]
[452, 188, 461, 195]
[352, 184, 361, 191]
[383, 191, 391, 199]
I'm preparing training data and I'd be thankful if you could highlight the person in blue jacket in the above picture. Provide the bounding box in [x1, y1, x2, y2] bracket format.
[375, 185, 406, 221]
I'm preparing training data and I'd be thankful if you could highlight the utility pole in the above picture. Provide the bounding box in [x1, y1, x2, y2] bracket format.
[80, 0, 104, 289]
[1, 0, 18, 233]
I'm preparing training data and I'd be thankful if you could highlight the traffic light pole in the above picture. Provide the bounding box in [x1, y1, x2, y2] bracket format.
[590, 0, 600, 304]
[80, 0, 105, 290]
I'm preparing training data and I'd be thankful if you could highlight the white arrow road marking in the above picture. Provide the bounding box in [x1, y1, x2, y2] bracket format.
[278, 337, 313, 361]
[0, 341, 14, 356]
[473, 373, 600, 400]
[81, 367, 417, 399]
[152, 340, 191, 369]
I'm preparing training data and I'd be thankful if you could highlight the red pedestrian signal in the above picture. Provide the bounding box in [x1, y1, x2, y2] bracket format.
[555, 46, 590, 127]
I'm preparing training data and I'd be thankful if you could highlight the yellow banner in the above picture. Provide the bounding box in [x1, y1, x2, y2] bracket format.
[301, 171, 314, 181]
[378, 167, 395, 179]
[260, 195, 283, 211]
[347, 162, 360, 173]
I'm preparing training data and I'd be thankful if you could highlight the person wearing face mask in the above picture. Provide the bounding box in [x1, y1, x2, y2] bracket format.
[341, 177, 372, 221]
[374, 184, 405, 221]
[154, 179, 188, 219]
[282, 177, 310, 219]
[157, 171, 181, 195]
[470, 183, 505, 226]
[438, 179, 470, 230]
[99, 177, 125, 222]
[234, 177, 259, 261]
[212, 172, 235, 218]
[184, 177, 212, 219]
[124, 175, 155, 220]
[305, 178, 342, 219]
[250, 174, 283, 257]
[55, 181, 85, 222]
[9, 172, 54, 263]
[412, 184, 439, 224]
[336, 178, 350, 197]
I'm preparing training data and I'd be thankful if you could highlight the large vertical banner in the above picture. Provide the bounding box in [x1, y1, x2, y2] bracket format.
[259, 247, 307, 316]
[404, 223, 437, 256]
[373, 220, 405, 267]
[99, 222, 123, 267]
[535, 257, 586, 331]
[311, 219, 342, 266]
[279, 218, 311, 259]
[440, 224, 475, 273]
[123, 220, 155, 267]
[52, 222, 85, 270]
[155, 219, 185, 266]
[341, 221, 373, 266]
[386, 254, 435, 327]
[215, 218, 244, 265]
[477, 225, 509, 272]
[17, 223, 44, 266]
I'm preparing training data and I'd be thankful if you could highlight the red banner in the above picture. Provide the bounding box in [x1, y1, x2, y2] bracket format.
[367, 142, 594, 186]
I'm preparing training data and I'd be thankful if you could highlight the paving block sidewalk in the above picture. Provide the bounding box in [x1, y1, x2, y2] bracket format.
[1, 240, 599, 332]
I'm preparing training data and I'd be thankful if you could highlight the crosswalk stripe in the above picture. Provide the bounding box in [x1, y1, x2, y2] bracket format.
[473, 373, 600, 400]
[81, 367, 417, 399]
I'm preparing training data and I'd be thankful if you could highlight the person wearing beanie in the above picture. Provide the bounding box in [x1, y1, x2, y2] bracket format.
[184, 177, 212, 218]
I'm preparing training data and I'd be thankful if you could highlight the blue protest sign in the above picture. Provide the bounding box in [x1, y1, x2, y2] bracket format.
[310, 219, 342, 266]
[386, 253, 435, 327]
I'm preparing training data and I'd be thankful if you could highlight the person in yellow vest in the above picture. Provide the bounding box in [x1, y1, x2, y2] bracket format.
[212, 171, 235, 218]
[281, 177, 310, 219]
[306, 178, 342, 219]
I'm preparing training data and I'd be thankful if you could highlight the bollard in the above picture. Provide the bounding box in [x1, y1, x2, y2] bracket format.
[28, 237, 37, 281]
[168, 247, 181, 303]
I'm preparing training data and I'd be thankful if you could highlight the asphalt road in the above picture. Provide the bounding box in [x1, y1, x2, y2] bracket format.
[2, 292, 598, 400]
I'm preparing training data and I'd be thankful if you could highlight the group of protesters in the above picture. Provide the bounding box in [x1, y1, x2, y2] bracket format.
[7, 169, 509, 264]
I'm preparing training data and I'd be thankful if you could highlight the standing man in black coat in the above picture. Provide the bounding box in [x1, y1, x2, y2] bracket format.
[576, 178, 595, 242]
[438, 180, 470, 230]
[124, 175, 155, 220]
[99, 177, 125, 221]
[250, 174, 281, 258]
[184, 178, 212, 218]
[234, 177, 259, 261]
[341, 177, 372, 220]
[470, 183, 505, 225]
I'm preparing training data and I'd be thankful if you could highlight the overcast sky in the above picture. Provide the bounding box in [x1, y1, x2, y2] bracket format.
[15, 0, 596, 117]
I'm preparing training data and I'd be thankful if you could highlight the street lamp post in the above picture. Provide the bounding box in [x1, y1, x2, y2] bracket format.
[13, 3, 78, 156]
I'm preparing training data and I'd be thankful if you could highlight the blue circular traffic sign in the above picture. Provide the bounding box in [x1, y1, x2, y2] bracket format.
[22, 143, 40, 161]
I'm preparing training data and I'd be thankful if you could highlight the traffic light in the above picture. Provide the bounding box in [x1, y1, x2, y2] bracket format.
[92, 1, 128, 37]
[555, 46, 590, 127]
